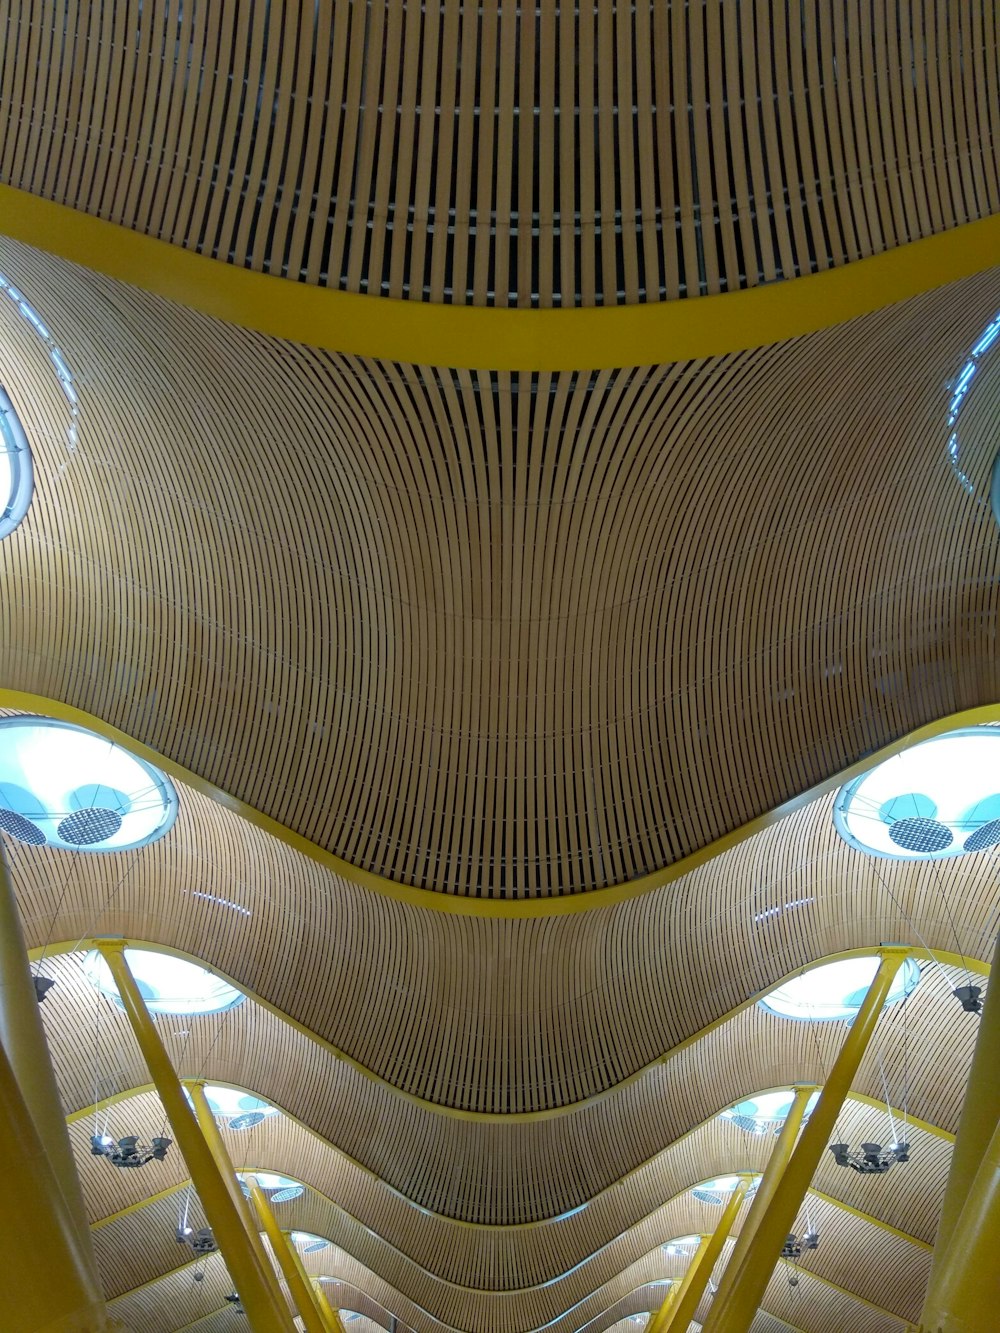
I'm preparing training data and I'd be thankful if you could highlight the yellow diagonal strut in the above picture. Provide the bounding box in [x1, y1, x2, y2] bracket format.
[702, 948, 910, 1333]
[247, 1176, 332, 1333]
[97, 941, 296, 1333]
[661, 1176, 752, 1333]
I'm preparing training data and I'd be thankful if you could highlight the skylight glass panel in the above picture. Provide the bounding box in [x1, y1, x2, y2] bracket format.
[83, 948, 246, 1016]
[690, 1175, 759, 1205]
[0, 387, 33, 539]
[292, 1232, 330, 1253]
[196, 1085, 277, 1128]
[834, 728, 1000, 858]
[0, 716, 177, 851]
[239, 1171, 304, 1202]
[759, 955, 919, 1022]
[663, 1235, 700, 1255]
[720, 1089, 820, 1133]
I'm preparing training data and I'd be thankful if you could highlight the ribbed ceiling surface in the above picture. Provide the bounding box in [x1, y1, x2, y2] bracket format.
[1, 3, 999, 1331]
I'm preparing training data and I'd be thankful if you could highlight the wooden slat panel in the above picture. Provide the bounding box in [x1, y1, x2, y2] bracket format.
[0, 3, 998, 307]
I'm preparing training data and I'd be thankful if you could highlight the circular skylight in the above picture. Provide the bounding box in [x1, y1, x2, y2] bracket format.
[292, 1232, 330, 1254]
[0, 387, 33, 539]
[0, 716, 177, 852]
[83, 948, 246, 1016]
[190, 1085, 277, 1128]
[720, 1089, 820, 1134]
[759, 955, 920, 1022]
[833, 728, 1000, 859]
[690, 1175, 758, 1206]
[663, 1235, 700, 1256]
[240, 1171, 304, 1203]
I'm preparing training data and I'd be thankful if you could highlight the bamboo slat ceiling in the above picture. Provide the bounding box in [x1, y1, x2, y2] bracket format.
[1, 2, 999, 1331]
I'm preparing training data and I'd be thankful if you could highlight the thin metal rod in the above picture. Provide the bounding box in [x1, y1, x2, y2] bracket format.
[97, 942, 295, 1333]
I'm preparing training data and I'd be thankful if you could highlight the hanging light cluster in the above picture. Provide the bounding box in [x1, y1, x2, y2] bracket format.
[828, 1140, 909, 1174]
[90, 1132, 171, 1168]
[176, 1225, 217, 1257]
[781, 1231, 819, 1259]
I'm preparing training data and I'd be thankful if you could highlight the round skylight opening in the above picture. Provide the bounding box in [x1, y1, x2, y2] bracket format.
[720, 1089, 821, 1133]
[833, 728, 1000, 859]
[292, 1232, 330, 1254]
[690, 1175, 759, 1205]
[0, 386, 33, 539]
[759, 955, 920, 1023]
[240, 1171, 304, 1202]
[186, 1085, 277, 1128]
[83, 949, 246, 1016]
[663, 1235, 700, 1256]
[0, 716, 177, 852]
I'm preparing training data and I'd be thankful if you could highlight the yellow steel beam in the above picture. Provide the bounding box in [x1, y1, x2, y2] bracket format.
[312, 1279, 348, 1333]
[247, 1176, 330, 1333]
[96, 942, 296, 1333]
[661, 1178, 751, 1333]
[702, 948, 910, 1333]
[0, 1034, 109, 1332]
[706, 1086, 815, 1318]
[282, 1239, 338, 1333]
[2, 185, 1000, 370]
[919, 932, 1000, 1333]
[186, 1079, 294, 1317]
[0, 845, 103, 1306]
[647, 1271, 683, 1333]
[925, 930, 1000, 1263]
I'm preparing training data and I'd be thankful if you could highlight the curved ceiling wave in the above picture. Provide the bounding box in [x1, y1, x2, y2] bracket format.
[74, 1087, 933, 1329]
[1, 2, 997, 309]
[45, 941, 972, 1242]
[2, 241, 1000, 897]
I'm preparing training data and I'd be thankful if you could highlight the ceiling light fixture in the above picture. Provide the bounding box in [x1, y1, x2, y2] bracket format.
[828, 1140, 910, 1174]
[90, 1133, 171, 1168]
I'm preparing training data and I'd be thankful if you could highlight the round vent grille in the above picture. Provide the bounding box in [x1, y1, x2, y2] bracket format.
[964, 818, 1000, 852]
[229, 1112, 266, 1131]
[57, 807, 124, 846]
[888, 817, 953, 854]
[0, 807, 46, 844]
[270, 1185, 304, 1203]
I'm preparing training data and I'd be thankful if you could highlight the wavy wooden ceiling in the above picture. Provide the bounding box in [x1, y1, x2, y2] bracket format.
[1, 2, 999, 1331]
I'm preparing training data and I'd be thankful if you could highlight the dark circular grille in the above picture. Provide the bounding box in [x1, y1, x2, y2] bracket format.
[964, 818, 1000, 853]
[0, 807, 46, 844]
[228, 1112, 265, 1131]
[57, 807, 123, 846]
[888, 817, 953, 854]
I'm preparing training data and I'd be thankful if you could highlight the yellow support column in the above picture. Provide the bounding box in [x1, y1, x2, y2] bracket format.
[311, 1279, 346, 1333]
[646, 1275, 681, 1333]
[97, 943, 295, 1333]
[0, 1035, 109, 1332]
[926, 931, 1000, 1262]
[703, 948, 909, 1333]
[705, 1085, 816, 1320]
[661, 1177, 751, 1333]
[247, 1176, 329, 1333]
[185, 1080, 291, 1313]
[0, 846, 104, 1309]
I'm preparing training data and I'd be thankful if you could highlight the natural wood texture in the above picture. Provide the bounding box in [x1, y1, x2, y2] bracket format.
[1, 242, 1000, 900]
[1, 2, 997, 309]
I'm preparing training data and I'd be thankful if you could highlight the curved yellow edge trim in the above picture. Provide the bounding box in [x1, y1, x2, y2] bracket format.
[41, 933, 984, 1127]
[78, 1066, 947, 1247]
[6, 689, 1000, 920]
[2, 186, 1000, 371]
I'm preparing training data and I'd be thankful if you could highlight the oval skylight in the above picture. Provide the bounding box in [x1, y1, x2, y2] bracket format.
[690, 1175, 758, 1206]
[0, 387, 33, 539]
[759, 955, 920, 1022]
[192, 1085, 277, 1128]
[720, 1089, 820, 1134]
[292, 1232, 330, 1254]
[0, 716, 177, 851]
[833, 728, 1000, 858]
[83, 948, 246, 1016]
[663, 1235, 700, 1256]
[240, 1171, 304, 1202]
